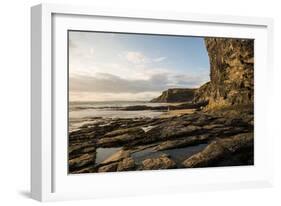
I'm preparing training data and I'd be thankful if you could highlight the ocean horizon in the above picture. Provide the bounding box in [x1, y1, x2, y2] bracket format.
[69, 101, 170, 131]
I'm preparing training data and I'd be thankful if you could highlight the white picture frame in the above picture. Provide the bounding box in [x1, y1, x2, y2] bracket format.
[31, 3, 274, 202]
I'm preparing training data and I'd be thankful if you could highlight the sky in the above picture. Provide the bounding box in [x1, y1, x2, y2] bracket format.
[69, 31, 210, 102]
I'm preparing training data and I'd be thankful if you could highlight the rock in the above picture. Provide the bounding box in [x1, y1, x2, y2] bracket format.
[69, 153, 95, 172]
[150, 88, 197, 103]
[202, 124, 224, 130]
[68, 119, 125, 145]
[120, 105, 168, 111]
[131, 118, 205, 146]
[141, 155, 177, 170]
[97, 128, 145, 147]
[160, 124, 203, 139]
[97, 133, 143, 147]
[101, 149, 130, 165]
[71, 166, 96, 174]
[182, 132, 253, 168]
[193, 38, 254, 108]
[120, 102, 207, 111]
[98, 163, 118, 172]
[153, 135, 209, 151]
[69, 143, 96, 159]
[117, 157, 135, 171]
[103, 127, 143, 138]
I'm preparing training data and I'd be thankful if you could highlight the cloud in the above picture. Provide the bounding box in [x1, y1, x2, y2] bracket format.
[70, 91, 161, 102]
[70, 72, 169, 93]
[69, 68, 210, 101]
[153, 57, 166, 62]
[125, 52, 167, 64]
[70, 70, 208, 93]
[125, 51, 147, 64]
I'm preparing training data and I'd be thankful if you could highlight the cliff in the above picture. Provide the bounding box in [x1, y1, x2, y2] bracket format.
[150, 88, 197, 103]
[193, 38, 254, 108]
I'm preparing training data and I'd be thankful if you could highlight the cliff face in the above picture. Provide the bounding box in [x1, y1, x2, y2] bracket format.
[151, 88, 197, 103]
[193, 38, 254, 108]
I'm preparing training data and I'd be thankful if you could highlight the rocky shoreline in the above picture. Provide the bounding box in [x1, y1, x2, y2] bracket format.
[68, 37, 254, 174]
[69, 104, 253, 174]
[71, 101, 208, 112]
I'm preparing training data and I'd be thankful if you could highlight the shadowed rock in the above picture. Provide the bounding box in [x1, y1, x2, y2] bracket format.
[69, 153, 96, 172]
[97, 128, 145, 147]
[69, 143, 96, 159]
[153, 135, 209, 151]
[150, 88, 197, 103]
[98, 163, 118, 172]
[193, 38, 254, 108]
[182, 133, 254, 168]
[160, 124, 203, 139]
[71, 166, 96, 174]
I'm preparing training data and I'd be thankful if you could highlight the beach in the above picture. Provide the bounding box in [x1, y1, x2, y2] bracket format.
[68, 102, 254, 174]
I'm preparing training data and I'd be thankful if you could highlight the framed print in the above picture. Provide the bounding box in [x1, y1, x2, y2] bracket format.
[31, 3, 274, 201]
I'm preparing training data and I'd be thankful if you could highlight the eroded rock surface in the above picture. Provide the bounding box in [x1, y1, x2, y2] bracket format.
[98, 163, 118, 173]
[194, 38, 254, 108]
[68, 104, 254, 173]
[97, 127, 145, 147]
[153, 135, 209, 151]
[117, 157, 136, 171]
[69, 153, 96, 172]
[182, 132, 254, 168]
[141, 155, 177, 170]
[150, 88, 197, 103]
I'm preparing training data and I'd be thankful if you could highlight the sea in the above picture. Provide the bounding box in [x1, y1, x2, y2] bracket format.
[69, 101, 170, 131]
[69, 101, 204, 166]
